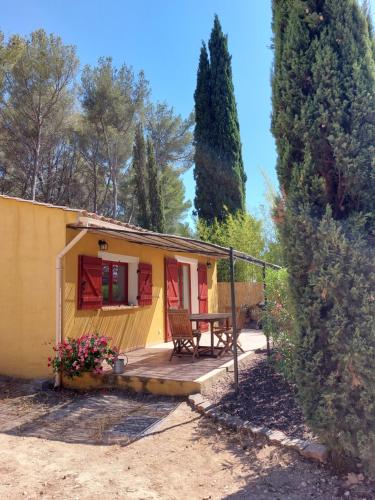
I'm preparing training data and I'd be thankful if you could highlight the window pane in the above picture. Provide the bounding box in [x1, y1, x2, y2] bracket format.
[112, 264, 126, 303]
[102, 264, 110, 303]
[182, 265, 190, 311]
[178, 266, 184, 308]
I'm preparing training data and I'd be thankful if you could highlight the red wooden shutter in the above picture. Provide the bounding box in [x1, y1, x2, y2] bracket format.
[78, 255, 103, 310]
[198, 263, 209, 331]
[137, 263, 152, 306]
[165, 258, 180, 341]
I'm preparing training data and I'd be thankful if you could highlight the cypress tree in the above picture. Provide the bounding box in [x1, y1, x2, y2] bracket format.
[194, 15, 246, 223]
[272, 0, 375, 471]
[132, 123, 150, 229]
[147, 138, 165, 233]
[193, 43, 213, 221]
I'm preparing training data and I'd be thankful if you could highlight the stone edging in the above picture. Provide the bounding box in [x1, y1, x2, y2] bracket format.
[188, 393, 328, 464]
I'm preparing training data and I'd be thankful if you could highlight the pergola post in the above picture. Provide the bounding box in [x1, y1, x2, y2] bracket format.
[262, 262, 271, 356]
[229, 247, 239, 393]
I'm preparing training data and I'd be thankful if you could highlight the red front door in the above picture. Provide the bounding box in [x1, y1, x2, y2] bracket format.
[198, 263, 209, 332]
[165, 259, 208, 340]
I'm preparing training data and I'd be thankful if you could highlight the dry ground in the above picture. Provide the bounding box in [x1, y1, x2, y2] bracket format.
[0, 380, 373, 499]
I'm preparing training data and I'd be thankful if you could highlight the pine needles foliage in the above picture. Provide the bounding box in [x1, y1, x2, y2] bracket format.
[132, 123, 150, 229]
[147, 138, 165, 233]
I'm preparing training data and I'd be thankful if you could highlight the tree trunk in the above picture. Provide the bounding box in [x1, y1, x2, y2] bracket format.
[31, 128, 41, 201]
[112, 171, 118, 218]
[93, 163, 97, 213]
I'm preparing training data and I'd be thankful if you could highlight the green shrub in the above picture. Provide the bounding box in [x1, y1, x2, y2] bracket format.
[197, 210, 265, 282]
[262, 268, 296, 381]
[271, 0, 375, 473]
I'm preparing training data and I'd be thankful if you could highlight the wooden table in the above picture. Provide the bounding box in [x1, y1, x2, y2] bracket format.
[189, 312, 231, 357]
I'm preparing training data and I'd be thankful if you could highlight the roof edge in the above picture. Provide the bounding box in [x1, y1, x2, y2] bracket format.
[0, 194, 143, 231]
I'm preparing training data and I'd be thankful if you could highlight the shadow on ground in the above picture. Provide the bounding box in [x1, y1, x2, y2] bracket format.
[0, 376, 179, 446]
[190, 397, 375, 499]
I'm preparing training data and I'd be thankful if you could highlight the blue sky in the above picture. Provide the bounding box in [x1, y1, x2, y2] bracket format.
[2, 0, 374, 222]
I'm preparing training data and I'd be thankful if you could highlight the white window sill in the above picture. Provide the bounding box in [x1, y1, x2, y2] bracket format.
[101, 305, 139, 311]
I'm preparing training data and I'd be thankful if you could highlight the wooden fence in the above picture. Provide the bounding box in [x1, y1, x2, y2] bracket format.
[217, 282, 264, 310]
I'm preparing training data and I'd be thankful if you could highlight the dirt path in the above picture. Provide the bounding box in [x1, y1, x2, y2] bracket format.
[0, 396, 365, 500]
[0, 378, 372, 499]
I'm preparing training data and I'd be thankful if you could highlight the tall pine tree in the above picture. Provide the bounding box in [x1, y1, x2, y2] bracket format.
[272, 0, 375, 472]
[132, 123, 150, 228]
[147, 138, 165, 233]
[194, 15, 246, 223]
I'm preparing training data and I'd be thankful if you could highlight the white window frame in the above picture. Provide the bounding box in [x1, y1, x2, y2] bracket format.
[98, 251, 139, 306]
[174, 255, 199, 314]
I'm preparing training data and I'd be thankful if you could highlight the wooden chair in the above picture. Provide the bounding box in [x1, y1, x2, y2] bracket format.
[168, 309, 201, 362]
[215, 307, 246, 354]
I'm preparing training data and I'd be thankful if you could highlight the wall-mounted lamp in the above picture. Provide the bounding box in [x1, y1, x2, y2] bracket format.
[206, 261, 212, 269]
[98, 239, 108, 251]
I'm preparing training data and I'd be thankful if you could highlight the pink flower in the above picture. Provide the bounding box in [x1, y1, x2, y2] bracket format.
[49, 333, 118, 377]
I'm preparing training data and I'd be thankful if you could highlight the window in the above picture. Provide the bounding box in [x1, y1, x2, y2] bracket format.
[102, 261, 128, 305]
[177, 263, 191, 312]
[78, 254, 152, 310]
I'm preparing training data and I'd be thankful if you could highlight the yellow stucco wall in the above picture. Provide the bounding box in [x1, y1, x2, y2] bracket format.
[0, 197, 78, 378]
[0, 196, 218, 379]
[64, 229, 218, 352]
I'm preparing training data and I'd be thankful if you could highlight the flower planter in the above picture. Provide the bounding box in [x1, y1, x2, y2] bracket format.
[50, 333, 120, 378]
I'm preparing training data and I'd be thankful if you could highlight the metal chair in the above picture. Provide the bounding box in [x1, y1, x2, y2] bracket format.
[168, 309, 201, 362]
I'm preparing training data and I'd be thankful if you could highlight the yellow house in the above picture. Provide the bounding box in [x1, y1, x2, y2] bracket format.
[0, 194, 221, 381]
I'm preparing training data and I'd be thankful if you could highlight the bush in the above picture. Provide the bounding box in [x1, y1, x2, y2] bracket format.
[197, 210, 265, 282]
[49, 333, 119, 378]
[271, 0, 375, 473]
[261, 268, 296, 381]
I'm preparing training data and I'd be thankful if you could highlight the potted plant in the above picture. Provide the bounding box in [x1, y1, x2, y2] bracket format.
[49, 333, 119, 378]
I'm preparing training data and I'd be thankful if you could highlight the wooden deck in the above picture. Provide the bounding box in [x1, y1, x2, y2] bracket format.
[64, 329, 266, 396]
